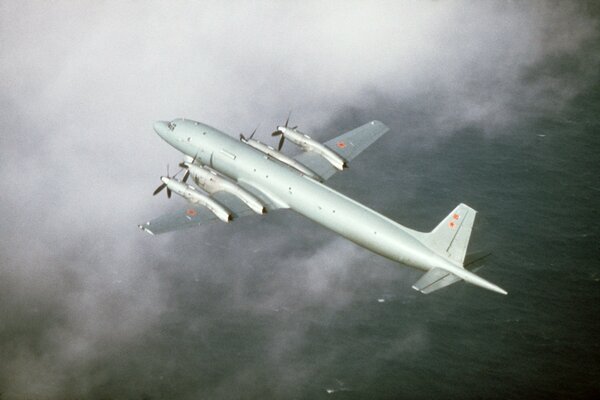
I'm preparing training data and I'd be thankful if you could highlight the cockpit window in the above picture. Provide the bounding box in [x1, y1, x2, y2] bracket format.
[168, 122, 176, 131]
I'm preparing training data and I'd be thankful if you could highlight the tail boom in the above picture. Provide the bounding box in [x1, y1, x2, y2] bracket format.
[440, 263, 507, 295]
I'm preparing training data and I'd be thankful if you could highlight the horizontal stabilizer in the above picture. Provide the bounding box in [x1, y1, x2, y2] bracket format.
[464, 250, 492, 272]
[412, 268, 461, 294]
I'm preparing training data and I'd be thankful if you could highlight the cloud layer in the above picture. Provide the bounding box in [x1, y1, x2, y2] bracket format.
[0, 1, 598, 398]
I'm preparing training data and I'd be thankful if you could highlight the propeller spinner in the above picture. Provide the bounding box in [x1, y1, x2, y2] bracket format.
[153, 164, 183, 199]
[271, 111, 297, 151]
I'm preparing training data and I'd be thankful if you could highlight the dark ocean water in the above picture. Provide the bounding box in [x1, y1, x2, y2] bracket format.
[111, 83, 599, 400]
[323, 90, 600, 399]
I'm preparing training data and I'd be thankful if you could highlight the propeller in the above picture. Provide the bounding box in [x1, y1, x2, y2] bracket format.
[239, 124, 260, 142]
[271, 111, 297, 151]
[152, 182, 167, 196]
[178, 153, 200, 184]
[153, 164, 182, 199]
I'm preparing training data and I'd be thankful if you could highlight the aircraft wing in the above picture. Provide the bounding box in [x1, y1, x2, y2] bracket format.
[138, 191, 280, 235]
[294, 120, 389, 181]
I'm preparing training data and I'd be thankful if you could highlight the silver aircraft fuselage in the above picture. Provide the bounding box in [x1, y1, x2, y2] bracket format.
[158, 121, 447, 266]
[152, 119, 506, 294]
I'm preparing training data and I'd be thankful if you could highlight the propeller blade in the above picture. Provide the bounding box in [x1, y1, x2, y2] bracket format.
[167, 188, 172, 199]
[277, 135, 285, 151]
[239, 133, 245, 141]
[167, 164, 170, 177]
[284, 111, 291, 128]
[249, 124, 259, 140]
[178, 162, 187, 168]
[271, 130, 282, 136]
[153, 183, 166, 196]
[182, 170, 190, 183]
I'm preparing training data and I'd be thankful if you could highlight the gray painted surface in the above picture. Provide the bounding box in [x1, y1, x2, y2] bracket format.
[143, 118, 506, 294]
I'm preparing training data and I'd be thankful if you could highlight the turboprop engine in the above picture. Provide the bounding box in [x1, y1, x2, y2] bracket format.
[152, 174, 231, 223]
[271, 115, 347, 171]
[180, 161, 266, 215]
[239, 132, 322, 181]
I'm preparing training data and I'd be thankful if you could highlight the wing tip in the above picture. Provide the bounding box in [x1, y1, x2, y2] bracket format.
[369, 120, 389, 131]
[138, 224, 155, 235]
[411, 285, 426, 294]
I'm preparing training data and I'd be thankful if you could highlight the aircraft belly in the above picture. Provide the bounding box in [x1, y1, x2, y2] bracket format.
[239, 151, 431, 268]
[285, 181, 432, 269]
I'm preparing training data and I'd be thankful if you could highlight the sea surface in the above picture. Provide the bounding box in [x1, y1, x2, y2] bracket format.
[110, 84, 599, 400]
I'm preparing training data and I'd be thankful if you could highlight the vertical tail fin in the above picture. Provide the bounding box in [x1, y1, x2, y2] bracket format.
[413, 204, 507, 295]
[420, 203, 476, 265]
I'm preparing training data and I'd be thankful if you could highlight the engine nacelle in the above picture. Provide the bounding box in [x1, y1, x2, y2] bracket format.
[185, 189, 232, 223]
[242, 138, 322, 181]
[183, 163, 266, 215]
[276, 127, 347, 171]
[160, 177, 232, 223]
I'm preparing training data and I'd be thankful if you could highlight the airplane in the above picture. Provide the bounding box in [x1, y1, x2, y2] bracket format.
[139, 116, 507, 295]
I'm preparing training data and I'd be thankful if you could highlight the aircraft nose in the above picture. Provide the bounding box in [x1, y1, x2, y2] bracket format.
[153, 121, 170, 138]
